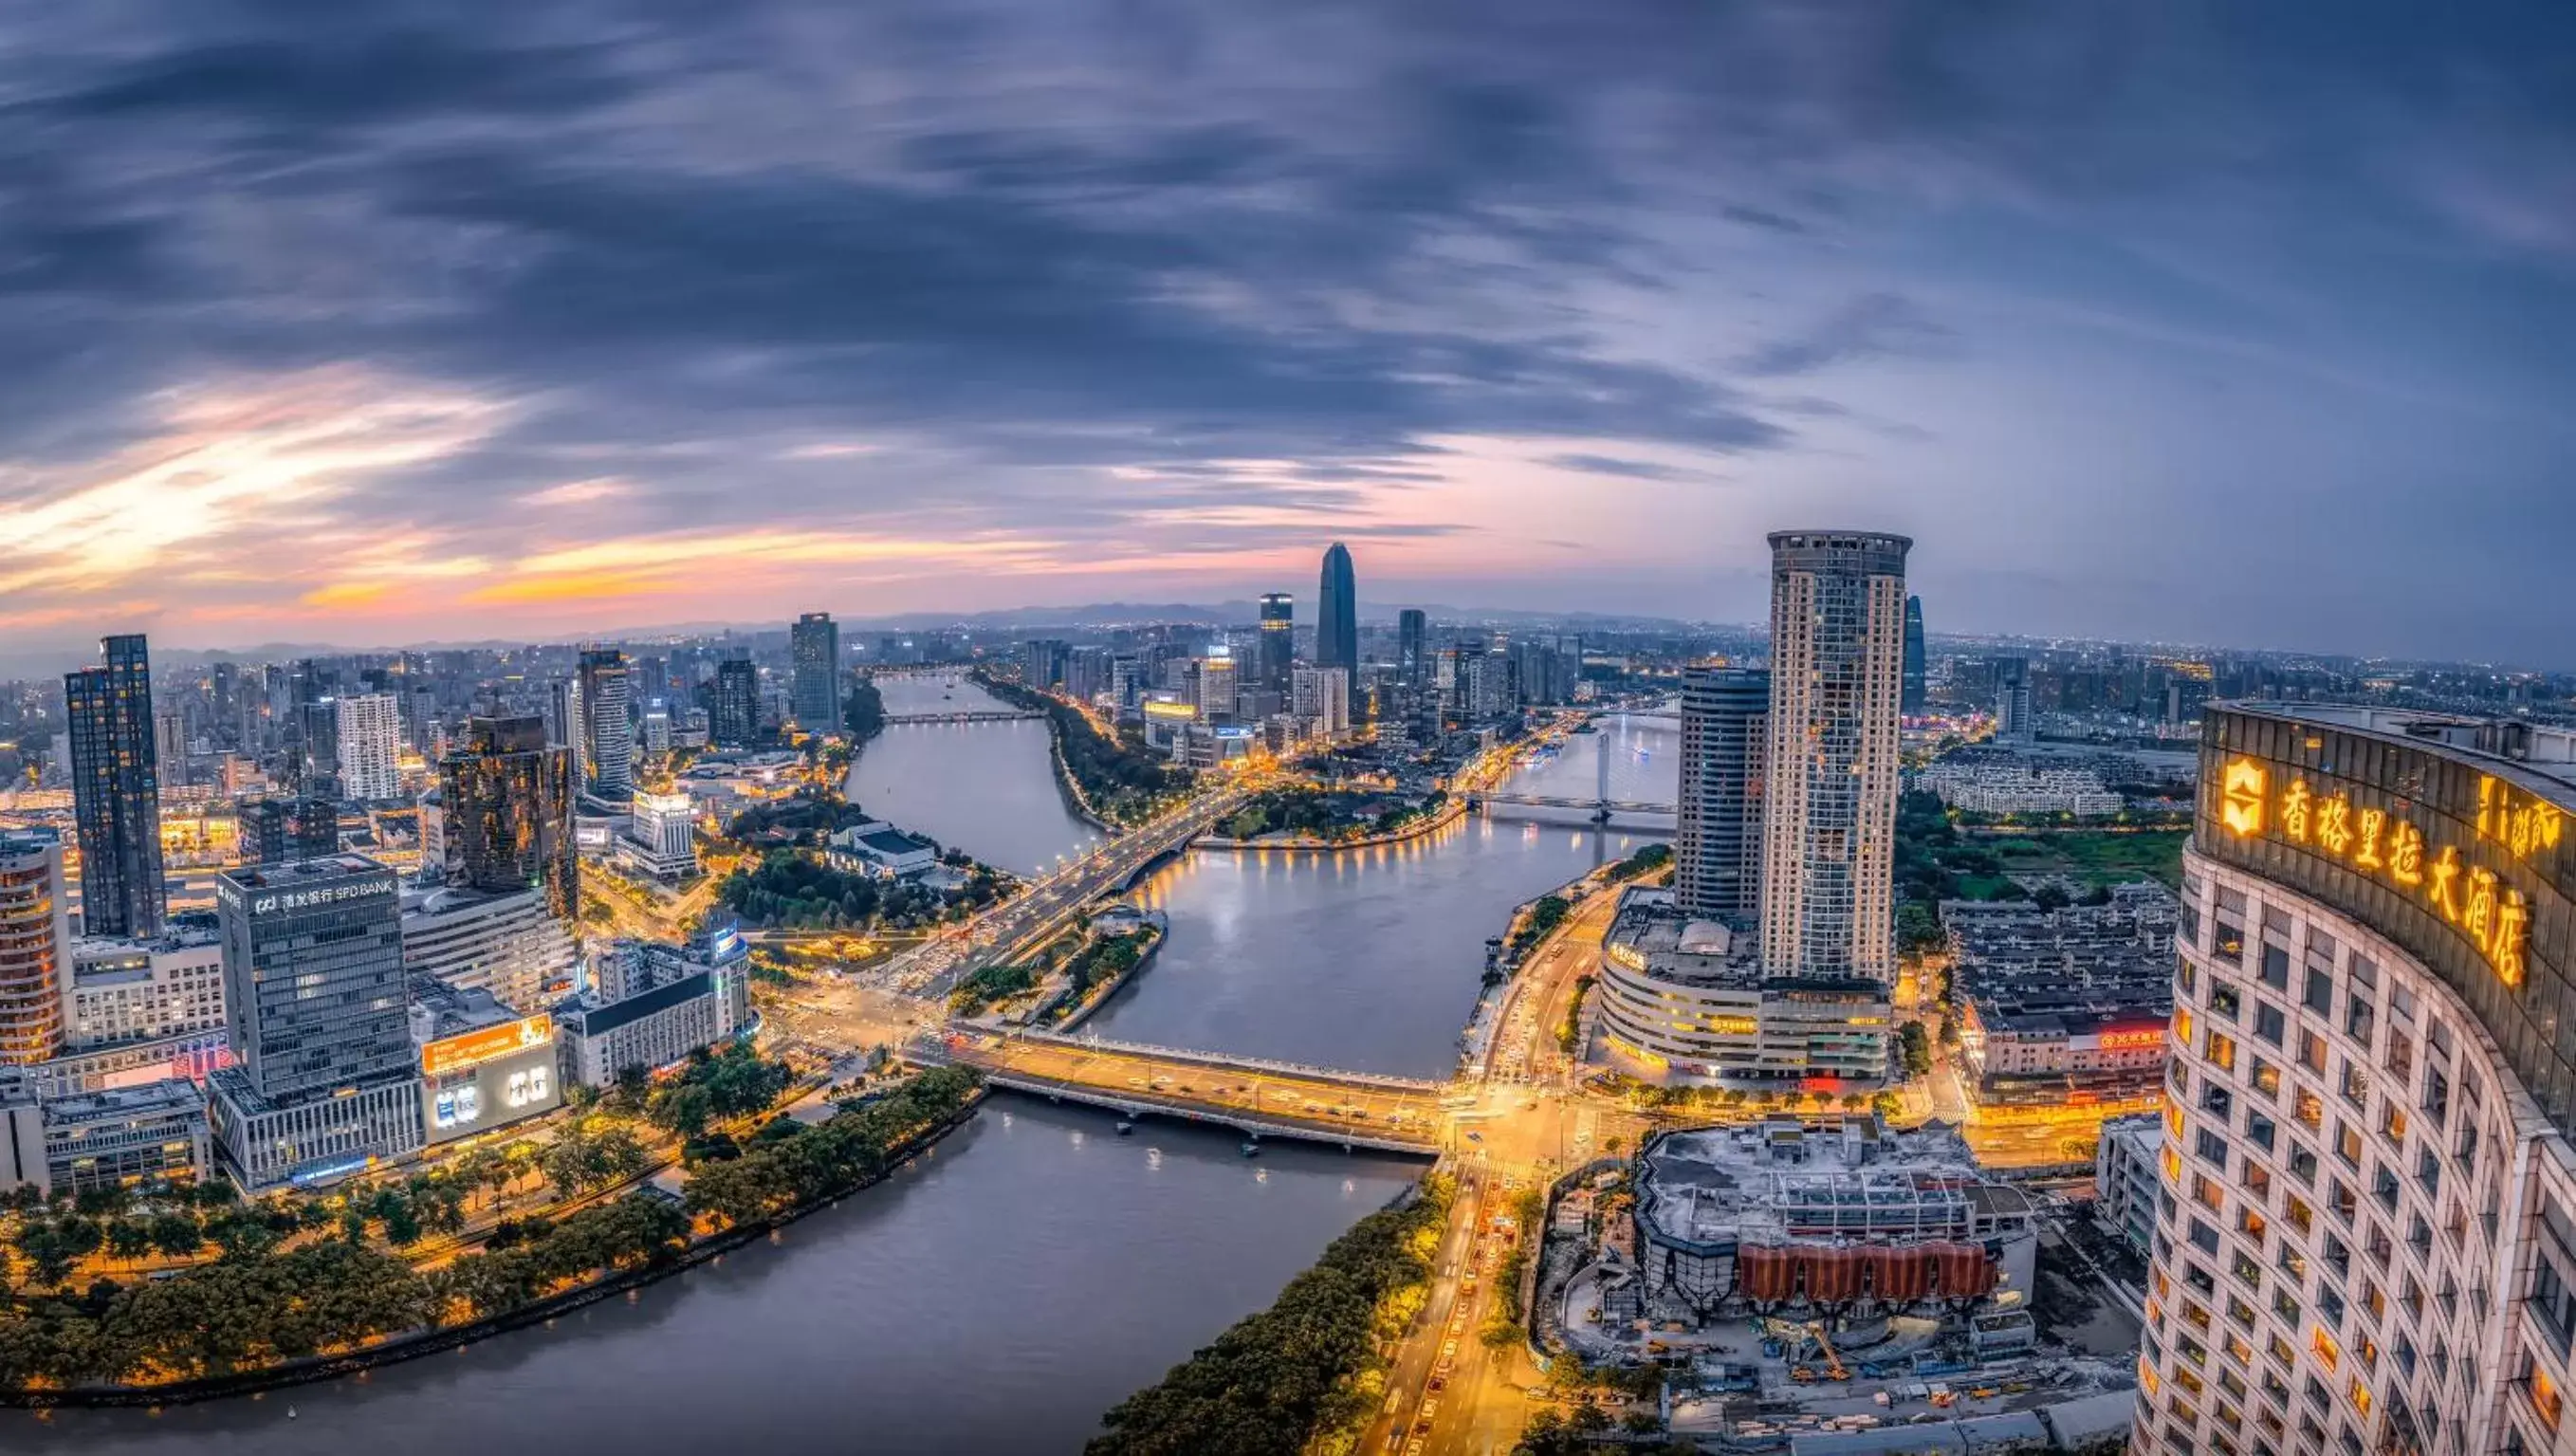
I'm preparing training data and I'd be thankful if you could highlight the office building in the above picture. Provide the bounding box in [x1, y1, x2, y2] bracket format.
[1995, 657, 2033, 742]
[790, 612, 840, 732]
[0, 832, 69, 1065]
[1195, 648, 1238, 722]
[400, 884, 581, 1014]
[334, 691, 404, 801]
[1292, 663, 1352, 741]
[208, 856, 423, 1189]
[239, 796, 340, 865]
[440, 714, 580, 923]
[711, 657, 760, 749]
[295, 699, 340, 801]
[1902, 595, 1927, 715]
[1397, 609, 1428, 686]
[0, 1075, 211, 1198]
[558, 938, 753, 1087]
[1758, 531, 1909, 982]
[577, 648, 634, 805]
[2132, 704, 2576, 1456]
[64, 930, 225, 1051]
[153, 707, 189, 782]
[617, 790, 699, 881]
[1259, 593, 1295, 692]
[411, 982, 559, 1146]
[65, 634, 166, 939]
[1674, 667, 1770, 924]
[1316, 542, 1358, 699]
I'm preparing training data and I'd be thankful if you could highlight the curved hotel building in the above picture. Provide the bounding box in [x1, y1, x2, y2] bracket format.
[2139, 704, 2576, 1456]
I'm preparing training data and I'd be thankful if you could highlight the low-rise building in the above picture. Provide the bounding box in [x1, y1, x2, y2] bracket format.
[825, 820, 939, 878]
[1632, 1119, 2037, 1326]
[412, 981, 560, 1145]
[556, 938, 754, 1087]
[0, 1073, 212, 1196]
[2090, 1112, 2162, 1259]
[1944, 886, 2175, 1110]
[65, 930, 226, 1051]
[1594, 888, 1891, 1086]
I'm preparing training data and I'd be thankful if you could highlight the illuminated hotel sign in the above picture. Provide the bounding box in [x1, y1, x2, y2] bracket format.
[2096, 1028, 2166, 1052]
[2219, 754, 2543, 987]
[422, 1014, 555, 1078]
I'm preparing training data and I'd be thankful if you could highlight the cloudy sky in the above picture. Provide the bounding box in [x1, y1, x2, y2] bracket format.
[5, 1, 2572, 665]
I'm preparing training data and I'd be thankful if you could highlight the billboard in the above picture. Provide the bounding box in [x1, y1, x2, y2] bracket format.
[422, 1014, 554, 1078]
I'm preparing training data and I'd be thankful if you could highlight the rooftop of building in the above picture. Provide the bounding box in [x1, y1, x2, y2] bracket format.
[2226, 700, 2576, 802]
[72, 926, 222, 959]
[410, 977, 525, 1037]
[400, 881, 549, 921]
[1636, 1119, 2019, 1250]
[43, 1077, 206, 1124]
[219, 853, 389, 890]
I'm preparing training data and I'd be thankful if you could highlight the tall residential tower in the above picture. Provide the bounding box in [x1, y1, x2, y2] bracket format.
[576, 649, 634, 805]
[1758, 531, 1910, 981]
[1674, 668, 1770, 924]
[1258, 594, 1295, 692]
[790, 613, 840, 732]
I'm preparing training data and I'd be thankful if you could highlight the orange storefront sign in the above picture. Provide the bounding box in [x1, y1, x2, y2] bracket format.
[422, 1015, 554, 1078]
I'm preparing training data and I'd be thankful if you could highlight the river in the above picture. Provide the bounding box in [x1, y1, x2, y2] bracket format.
[38, 697, 1675, 1454]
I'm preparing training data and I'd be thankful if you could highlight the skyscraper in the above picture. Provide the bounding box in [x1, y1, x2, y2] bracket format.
[1316, 543, 1358, 698]
[710, 657, 759, 749]
[335, 691, 404, 801]
[1396, 608, 1427, 686]
[790, 613, 840, 731]
[1901, 595, 1927, 715]
[64, 634, 166, 939]
[577, 649, 634, 805]
[208, 855, 422, 1189]
[1674, 668, 1770, 924]
[0, 831, 69, 1065]
[1994, 656, 2033, 741]
[239, 797, 340, 865]
[440, 715, 580, 924]
[1758, 531, 1910, 981]
[1258, 594, 1295, 692]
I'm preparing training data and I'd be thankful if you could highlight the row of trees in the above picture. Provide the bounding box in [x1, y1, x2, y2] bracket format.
[681, 1066, 983, 1230]
[0, 1193, 691, 1389]
[843, 677, 887, 743]
[1088, 1177, 1453, 1455]
[640, 1042, 798, 1137]
[977, 674, 1191, 824]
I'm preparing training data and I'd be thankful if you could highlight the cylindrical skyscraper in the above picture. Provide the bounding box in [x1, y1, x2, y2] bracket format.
[1316, 543, 1358, 699]
[0, 831, 69, 1065]
[1758, 531, 1910, 980]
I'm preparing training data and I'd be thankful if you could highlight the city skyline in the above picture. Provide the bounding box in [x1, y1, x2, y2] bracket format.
[5, 4, 2574, 667]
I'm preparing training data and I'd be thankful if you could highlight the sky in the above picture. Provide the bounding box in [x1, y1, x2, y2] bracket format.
[4, 1, 2574, 667]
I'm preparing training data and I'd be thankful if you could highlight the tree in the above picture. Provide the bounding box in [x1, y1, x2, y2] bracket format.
[2032, 881, 2072, 912]
[1896, 1021, 1934, 1078]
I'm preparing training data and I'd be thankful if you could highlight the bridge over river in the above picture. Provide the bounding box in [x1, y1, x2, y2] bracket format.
[923, 1027, 1454, 1155]
[879, 708, 1046, 725]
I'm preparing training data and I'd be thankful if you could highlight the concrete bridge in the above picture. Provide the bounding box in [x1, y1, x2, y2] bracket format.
[880, 709, 1047, 725]
[924, 1027, 1450, 1154]
[1471, 792, 1678, 825]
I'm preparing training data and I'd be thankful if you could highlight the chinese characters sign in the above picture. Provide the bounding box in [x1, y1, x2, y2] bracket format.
[2220, 757, 2540, 988]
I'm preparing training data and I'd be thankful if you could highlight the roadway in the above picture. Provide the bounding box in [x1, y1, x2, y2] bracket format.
[931, 1032, 1447, 1150]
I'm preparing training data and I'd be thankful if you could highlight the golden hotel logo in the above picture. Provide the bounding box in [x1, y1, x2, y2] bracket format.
[2217, 756, 2540, 988]
[2220, 758, 2268, 838]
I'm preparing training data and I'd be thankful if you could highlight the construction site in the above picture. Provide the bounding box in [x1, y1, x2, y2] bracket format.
[1532, 1118, 2137, 1453]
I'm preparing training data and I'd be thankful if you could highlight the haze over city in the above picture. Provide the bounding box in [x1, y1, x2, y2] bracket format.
[7, 2, 2575, 664]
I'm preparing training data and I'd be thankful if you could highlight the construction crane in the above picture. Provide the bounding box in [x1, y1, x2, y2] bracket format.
[1766, 1318, 1851, 1383]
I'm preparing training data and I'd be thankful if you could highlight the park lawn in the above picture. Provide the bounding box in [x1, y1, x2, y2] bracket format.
[1980, 828, 2185, 889]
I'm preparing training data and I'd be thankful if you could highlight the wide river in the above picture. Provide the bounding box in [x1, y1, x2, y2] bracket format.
[38, 679, 1675, 1456]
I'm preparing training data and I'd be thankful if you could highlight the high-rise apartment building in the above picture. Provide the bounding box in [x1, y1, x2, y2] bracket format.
[1258, 594, 1295, 692]
[208, 855, 423, 1189]
[334, 691, 404, 801]
[0, 832, 69, 1065]
[790, 613, 840, 732]
[1316, 543, 1358, 699]
[1195, 649, 1238, 722]
[710, 657, 760, 749]
[1674, 668, 1770, 924]
[577, 649, 633, 805]
[2137, 705, 2576, 1456]
[1902, 595, 1927, 716]
[64, 634, 166, 939]
[1758, 531, 1909, 981]
[439, 715, 580, 924]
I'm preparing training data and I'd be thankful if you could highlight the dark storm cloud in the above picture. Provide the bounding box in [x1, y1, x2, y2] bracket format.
[4, 0, 2575, 656]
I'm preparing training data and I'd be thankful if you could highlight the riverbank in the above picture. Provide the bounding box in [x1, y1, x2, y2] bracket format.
[970, 672, 1187, 831]
[1, 1083, 988, 1410]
